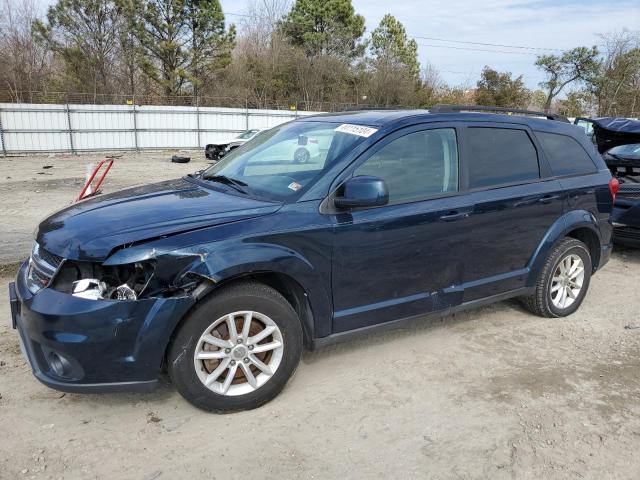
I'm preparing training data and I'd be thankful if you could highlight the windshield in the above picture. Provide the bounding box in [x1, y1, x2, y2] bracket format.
[607, 144, 640, 159]
[201, 121, 368, 201]
[237, 129, 260, 140]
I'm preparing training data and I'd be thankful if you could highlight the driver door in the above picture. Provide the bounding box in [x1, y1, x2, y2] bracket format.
[330, 125, 472, 333]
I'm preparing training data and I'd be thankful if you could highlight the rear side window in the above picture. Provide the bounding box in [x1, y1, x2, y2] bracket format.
[466, 128, 540, 189]
[535, 131, 597, 176]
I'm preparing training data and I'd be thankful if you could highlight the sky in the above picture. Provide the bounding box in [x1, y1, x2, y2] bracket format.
[219, 0, 640, 90]
[33, 0, 640, 90]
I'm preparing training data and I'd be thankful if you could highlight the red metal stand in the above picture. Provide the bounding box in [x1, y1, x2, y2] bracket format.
[75, 159, 114, 202]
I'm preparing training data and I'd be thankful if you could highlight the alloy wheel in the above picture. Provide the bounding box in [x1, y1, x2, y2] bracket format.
[550, 253, 585, 310]
[193, 311, 284, 396]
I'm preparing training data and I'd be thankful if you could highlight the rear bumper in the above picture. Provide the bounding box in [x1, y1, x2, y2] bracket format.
[9, 261, 195, 393]
[612, 199, 640, 248]
[613, 226, 640, 247]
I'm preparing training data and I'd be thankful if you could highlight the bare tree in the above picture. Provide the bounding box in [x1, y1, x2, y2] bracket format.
[242, 0, 291, 40]
[0, 0, 52, 102]
[591, 30, 640, 117]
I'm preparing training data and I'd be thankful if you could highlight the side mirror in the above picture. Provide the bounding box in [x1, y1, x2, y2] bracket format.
[334, 175, 389, 209]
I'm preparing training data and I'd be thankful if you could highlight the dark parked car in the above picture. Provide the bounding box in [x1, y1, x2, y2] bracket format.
[10, 106, 616, 412]
[575, 117, 640, 247]
[205, 129, 261, 160]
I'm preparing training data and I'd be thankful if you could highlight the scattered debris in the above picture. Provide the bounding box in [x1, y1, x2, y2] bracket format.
[147, 412, 162, 423]
[624, 324, 640, 330]
[171, 155, 190, 164]
[42, 165, 53, 169]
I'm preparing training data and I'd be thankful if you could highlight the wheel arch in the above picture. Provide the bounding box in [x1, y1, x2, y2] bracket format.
[162, 270, 318, 370]
[211, 271, 316, 349]
[565, 226, 601, 272]
[527, 210, 604, 286]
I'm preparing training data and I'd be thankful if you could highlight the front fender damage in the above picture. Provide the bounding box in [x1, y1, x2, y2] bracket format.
[99, 245, 219, 300]
[147, 252, 218, 300]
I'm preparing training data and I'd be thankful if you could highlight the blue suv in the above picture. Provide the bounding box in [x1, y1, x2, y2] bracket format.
[9, 106, 616, 412]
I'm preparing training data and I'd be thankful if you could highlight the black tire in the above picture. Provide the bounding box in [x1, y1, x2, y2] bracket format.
[171, 155, 190, 164]
[168, 281, 303, 413]
[293, 147, 310, 164]
[522, 238, 592, 318]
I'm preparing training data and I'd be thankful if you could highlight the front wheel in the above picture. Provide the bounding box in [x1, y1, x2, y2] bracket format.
[168, 282, 303, 412]
[522, 238, 592, 318]
[293, 147, 310, 164]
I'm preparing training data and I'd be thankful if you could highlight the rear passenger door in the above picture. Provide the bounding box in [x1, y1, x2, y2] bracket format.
[459, 123, 564, 301]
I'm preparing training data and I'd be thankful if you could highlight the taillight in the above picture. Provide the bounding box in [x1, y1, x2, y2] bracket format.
[609, 177, 619, 200]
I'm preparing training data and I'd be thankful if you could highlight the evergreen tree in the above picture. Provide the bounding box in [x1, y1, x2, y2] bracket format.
[475, 66, 530, 108]
[279, 0, 366, 59]
[370, 14, 419, 78]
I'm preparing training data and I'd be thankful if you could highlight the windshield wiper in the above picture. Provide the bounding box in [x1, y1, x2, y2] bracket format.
[201, 174, 250, 194]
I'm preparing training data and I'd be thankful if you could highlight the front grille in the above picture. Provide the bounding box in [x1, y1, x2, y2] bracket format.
[25, 242, 63, 294]
[37, 246, 63, 269]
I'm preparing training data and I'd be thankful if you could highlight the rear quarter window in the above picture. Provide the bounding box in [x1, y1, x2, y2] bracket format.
[535, 131, 597, 177]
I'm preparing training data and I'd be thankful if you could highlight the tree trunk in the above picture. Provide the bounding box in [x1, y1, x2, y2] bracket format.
[544, 92, 553, 113]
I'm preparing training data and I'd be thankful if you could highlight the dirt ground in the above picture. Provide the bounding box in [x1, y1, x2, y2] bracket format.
[1, 153, 640, 479]
[0, 151, 211, 265]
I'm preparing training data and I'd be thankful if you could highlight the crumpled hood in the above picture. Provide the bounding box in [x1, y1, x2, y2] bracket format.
[37, 177, 280, 261]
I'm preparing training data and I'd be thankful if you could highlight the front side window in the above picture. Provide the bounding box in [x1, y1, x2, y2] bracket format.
[203, 121, 367, 201]
[354, 128, 459, 203]
[467, 127, 540, 189]
[536, 131, 597, 176]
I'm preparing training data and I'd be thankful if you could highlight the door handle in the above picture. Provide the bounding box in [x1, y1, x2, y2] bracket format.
[439, 210, 470, 222]
[538, 195, 560, 204]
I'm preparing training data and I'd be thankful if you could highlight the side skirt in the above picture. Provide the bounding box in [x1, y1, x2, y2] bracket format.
[311, 287, 533, 350]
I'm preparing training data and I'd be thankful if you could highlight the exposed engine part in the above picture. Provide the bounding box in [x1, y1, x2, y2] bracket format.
[72, 279, 107, 300]
[116, 284, 137, 301]
[55, 261, 154, 300]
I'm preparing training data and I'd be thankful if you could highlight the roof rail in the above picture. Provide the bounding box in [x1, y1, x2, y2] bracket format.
[430, 104, 570, 123]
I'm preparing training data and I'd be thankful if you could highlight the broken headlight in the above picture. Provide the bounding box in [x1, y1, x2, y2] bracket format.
[51, 260, 154, 301]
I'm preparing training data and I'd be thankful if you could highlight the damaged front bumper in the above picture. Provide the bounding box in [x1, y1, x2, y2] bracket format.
[9, 261, 196, 393]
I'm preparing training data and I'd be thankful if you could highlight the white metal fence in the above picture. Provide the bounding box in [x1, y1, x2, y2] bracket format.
[0, 103, 320, 156]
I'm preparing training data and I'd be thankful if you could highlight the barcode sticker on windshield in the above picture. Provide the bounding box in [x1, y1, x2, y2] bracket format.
[335, 124, 378, 138]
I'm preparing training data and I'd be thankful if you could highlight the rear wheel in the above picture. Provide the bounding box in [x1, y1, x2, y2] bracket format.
[523, 238, 592, 318]
[168, 282, 303, 412]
